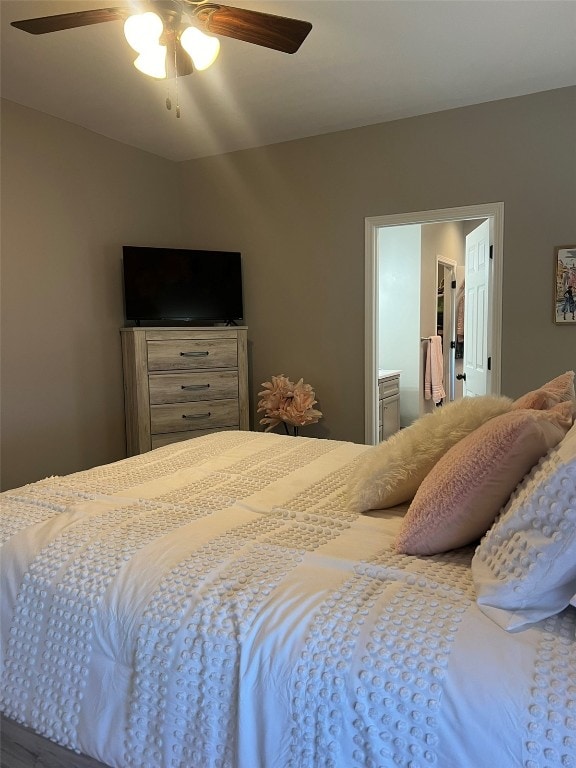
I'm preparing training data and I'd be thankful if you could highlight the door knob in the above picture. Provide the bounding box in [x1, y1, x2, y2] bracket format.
[456, 373, 466, 381]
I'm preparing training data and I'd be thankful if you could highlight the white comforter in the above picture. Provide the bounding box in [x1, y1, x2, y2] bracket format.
[1, 431, 575, 768]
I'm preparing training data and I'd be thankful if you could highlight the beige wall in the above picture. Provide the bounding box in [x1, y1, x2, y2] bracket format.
[178, 87, 576, 442]
[2, 87, 575, 489]
[1, 100, 185, 490]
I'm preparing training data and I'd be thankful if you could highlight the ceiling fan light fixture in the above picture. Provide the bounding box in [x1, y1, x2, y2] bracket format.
[124, 12, 167, 79]
[124, 11, 163, 52]
[180, 26, 220, 71]
[134, 46, 167, 79]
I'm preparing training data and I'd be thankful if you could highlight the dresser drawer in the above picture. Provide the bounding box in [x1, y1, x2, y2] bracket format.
[148, 370, 239, 405]
[151, 426, 237, 450]
[150, 399, 239, 434]
[147, 338, 238, 372]
[378, 376, 400, 399]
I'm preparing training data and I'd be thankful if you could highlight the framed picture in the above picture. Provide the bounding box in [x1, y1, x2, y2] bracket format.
[554, 244, 576, 324]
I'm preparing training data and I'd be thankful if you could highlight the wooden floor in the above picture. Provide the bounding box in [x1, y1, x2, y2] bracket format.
[0, 715, 111, 768]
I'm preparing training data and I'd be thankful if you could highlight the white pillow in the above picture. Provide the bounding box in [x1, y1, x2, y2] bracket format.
[472, 420, 576, 631]
[347, 395, 512, 512]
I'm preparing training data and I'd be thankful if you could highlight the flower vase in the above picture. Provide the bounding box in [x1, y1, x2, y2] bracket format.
[257, 375, 322, 436]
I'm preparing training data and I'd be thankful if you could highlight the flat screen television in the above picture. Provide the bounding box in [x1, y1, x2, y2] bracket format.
[122, 246, 243, 326]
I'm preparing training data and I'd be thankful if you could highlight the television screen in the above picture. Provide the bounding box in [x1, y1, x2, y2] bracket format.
[122, 246, 243, 325]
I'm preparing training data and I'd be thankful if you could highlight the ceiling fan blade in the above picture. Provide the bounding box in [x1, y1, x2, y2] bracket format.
[193, 4, 312, 54]
[11, 8, 127, 35]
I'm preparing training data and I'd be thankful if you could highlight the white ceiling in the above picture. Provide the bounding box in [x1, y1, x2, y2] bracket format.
[1, 0, 575, 162]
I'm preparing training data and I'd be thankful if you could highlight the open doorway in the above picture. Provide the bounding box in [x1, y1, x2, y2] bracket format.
[364, 203, 504, 445]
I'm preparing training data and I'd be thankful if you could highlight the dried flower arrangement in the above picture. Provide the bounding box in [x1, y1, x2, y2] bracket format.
[257, 375, 322, 436]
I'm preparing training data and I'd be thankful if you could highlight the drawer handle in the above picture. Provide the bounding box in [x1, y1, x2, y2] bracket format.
[181, 383, 210, 390]
[180, 351, 209, 357]
[182, 412, 211, 419]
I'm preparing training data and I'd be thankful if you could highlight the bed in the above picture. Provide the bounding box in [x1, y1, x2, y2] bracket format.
[1, 384, 576, 768]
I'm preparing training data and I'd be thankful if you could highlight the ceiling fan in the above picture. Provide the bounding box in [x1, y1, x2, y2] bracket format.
[11, 1, 313, 80]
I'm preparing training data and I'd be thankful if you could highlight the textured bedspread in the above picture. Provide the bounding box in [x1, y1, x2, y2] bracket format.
[1, 431, 575, 768]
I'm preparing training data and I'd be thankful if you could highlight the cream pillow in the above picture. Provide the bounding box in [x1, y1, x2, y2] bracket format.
[512, 370, 575, 412]
[347, 395, 512, 512]
[395, 403, 573, 556]
[472, 418, 576, 631]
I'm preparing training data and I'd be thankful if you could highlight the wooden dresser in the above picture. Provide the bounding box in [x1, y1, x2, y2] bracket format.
[121, 326, 249, 455]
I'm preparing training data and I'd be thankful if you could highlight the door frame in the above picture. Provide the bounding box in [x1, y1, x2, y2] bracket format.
[364, 202, 504, 445]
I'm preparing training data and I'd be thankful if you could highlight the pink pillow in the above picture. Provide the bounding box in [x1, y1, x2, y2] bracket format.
[395, 402, 573, 556]
[512, 371, 575, 411]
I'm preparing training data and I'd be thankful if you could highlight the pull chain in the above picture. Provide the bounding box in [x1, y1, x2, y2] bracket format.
[165, 42, 180, 117]
[174, 41, 180, 117]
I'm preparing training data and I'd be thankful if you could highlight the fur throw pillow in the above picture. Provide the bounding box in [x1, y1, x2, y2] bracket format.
[347, 395, 513, 512]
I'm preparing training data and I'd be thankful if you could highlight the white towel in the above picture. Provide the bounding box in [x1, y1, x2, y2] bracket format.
[424, 335, 446, 404]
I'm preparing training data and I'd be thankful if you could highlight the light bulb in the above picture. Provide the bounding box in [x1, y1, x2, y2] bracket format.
[124, 12, 163, 53]
[134, 46, 167, 79]
[180, 26, 220, 71]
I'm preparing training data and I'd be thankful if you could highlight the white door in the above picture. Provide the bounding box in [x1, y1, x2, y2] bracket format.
[463, 219, 491, 396]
